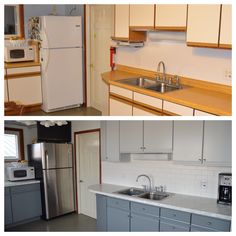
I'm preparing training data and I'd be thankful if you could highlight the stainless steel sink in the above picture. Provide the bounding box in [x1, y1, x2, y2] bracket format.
[115, 188, 146, 196]
[117, 77, 182, 93]
[138, 192, 169, 200]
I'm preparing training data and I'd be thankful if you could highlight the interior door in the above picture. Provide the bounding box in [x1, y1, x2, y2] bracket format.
[76, 130, 100, 218]
[89, 5, 114, 115]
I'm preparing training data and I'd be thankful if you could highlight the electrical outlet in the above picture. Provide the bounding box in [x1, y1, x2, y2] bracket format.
[200, 180, 208, 191]
[224, 70, 232, 81]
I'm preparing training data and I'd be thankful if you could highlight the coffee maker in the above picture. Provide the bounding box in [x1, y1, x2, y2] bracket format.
[217, 173, 232, 205]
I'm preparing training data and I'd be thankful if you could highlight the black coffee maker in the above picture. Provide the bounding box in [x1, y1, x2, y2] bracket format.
[217, 173, 232, 205]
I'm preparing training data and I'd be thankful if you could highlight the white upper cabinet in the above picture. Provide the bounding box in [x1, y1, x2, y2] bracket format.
[130, 4, 155, 28]
[120, 121, 143, 153]
[143, 121, 173, 153]
[173, 121, 203, 163]
[114, 5, 129, 39]
[155, 4, 187, 30]
[203, 121, 231, 166]
[219, 5, 232, 49]
[187, 4, 221, 47]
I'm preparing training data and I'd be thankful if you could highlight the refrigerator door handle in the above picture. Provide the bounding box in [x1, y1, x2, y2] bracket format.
[45, 150, 49, 170]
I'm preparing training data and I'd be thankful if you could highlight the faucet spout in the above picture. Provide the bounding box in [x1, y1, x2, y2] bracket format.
[157, 61, 166, 83]
[136, 174, 152, 192]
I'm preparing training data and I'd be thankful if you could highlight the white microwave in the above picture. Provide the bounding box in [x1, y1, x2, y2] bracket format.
[4, 45, 35, 63]
[7, 166, 35, 181]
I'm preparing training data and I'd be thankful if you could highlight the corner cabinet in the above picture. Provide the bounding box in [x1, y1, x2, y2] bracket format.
[187, 4, 221, 48]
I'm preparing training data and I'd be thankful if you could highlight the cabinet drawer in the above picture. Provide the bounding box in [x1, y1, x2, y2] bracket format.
[163, 101, 194, 116]
[161, 208, 191, 223]
[160, 219, 190, 232]
[107, 197, 129, 210]
[191, 214, 231, 232]
[131, 202, 159, 217]
[7, 66, 40, 75]
[191, 225, 216, 232]
[110, 85, 132, 99]
[194, 110, 216, 116]
[133, 92, 162, 110]
[11, 183, 40, 194]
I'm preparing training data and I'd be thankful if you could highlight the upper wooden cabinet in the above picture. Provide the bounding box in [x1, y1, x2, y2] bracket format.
[130, 4, 155, 29]
[219, 5, 232, 49]
[155, 4, 187, 31]
[187, 4, 221, 48]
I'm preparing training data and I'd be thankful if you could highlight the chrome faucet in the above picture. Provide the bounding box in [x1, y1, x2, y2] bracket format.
[136, 174, 152, 192]
[157, 61, 166, 83]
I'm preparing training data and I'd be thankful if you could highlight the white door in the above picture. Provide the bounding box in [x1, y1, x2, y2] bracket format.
[89, 5, 114, 115]
[41, 16, 82, 48]
[76, 131, 100, 219]
[41, 47, 83, 111]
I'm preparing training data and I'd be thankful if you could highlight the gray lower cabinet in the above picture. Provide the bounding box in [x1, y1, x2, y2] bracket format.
[96, 194, 107, 231]
[5, 183, 42, 227]
[107, 197, 130, 232]
[5, 187, 13, 225]
[130, 202, 160, 232]
[191, 214, 231, 232]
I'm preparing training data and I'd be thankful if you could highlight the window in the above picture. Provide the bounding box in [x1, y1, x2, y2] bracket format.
[4, 128, 24, 161]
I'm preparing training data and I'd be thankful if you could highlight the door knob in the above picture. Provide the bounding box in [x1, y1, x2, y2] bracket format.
[80, 180, 83, 183]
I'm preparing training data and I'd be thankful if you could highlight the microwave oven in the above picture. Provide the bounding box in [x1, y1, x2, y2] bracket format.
[7, 166, 35, 181]
[4, 45, 35, 63]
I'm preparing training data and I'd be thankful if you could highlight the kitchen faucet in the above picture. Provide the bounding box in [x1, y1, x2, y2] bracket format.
[136, 174, 152, 192]
[157, 61, 166, 83]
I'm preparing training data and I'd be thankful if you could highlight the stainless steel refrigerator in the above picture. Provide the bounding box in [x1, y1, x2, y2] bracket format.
[28, 143, 75, 220]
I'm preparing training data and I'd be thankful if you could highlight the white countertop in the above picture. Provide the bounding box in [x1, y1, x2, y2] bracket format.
[89, 183, 231, 221]
[5, 179, 41, 187]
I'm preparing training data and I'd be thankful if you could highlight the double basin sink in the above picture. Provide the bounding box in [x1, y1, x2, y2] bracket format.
[117, 77, 182, 93]
[115, 187, 169, 201]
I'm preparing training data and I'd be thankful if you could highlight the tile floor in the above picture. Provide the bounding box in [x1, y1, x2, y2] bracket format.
[6, 213, 97, 232]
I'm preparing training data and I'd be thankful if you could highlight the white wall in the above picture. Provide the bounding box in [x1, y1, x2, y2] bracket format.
[116, 32, 232, 86]
[102, 158, 231, 199]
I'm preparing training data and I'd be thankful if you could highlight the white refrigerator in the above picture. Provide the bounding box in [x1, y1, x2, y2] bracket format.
[30, 16, 83, 112]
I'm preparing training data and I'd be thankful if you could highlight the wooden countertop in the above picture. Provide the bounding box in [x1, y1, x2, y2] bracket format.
[102, 66, 232, 116]
[5, 61, 41, 69]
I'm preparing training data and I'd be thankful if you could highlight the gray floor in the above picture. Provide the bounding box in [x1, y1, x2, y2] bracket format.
[6, 213, 97, 232]
[25, 107, 102, 116]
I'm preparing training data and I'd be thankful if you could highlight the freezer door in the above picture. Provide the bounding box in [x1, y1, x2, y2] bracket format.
[41, 16, 82, 48]
[43, 143, 73, 169]
[41, 47, 83, 112]
[43, 168, 75, 219]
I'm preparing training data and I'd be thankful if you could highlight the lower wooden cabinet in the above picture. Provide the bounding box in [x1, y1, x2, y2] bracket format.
[96, 194, 107, 231]
[109, 97, 133, 116]
[5, 188, 13, 225]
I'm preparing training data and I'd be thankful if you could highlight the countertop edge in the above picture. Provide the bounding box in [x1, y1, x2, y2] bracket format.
[5, 179, 41, 187]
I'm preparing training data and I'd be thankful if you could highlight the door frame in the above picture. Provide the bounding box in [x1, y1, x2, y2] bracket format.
[74, 129, 101, 213]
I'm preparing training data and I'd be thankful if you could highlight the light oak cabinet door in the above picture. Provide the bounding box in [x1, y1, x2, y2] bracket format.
[8, 76, 42, 105]
[203, 121, 231, 166]
[120, 121, 143, 153]
[155, 4, 187, 30]
[114, 5, 129, 39]
[219, 5, 232, 49]
[133, 107, 156, 116]
[109, 97, 133, 116]
[130, 4, 155, 28]
[173, 121, 203, 163]
[187, 5, 221, 47]
[5, 80, 9, 102]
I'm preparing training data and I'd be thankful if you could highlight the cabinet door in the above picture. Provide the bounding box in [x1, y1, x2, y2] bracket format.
[120, 121, 143, 153]
[144, 121, 173, 153]
[187, 5, 221, 47]
[173, 121, 203, 163]
[5, 188, 13, 225]
[163, 101, 194, 116]
[107, 207, 130, 231]
[114, 5, 129, 39]
[219, 5, 232, 49]
[11, 184, 42, 223]
[155, 4, 187, 30]
[96, 194, 107, 231]
[4, 80, 9, 102]
[109, 97, 133, 116]
[203, 121, 231, 166]
[105, 121, 120, 162]
[131, 213, 159, 232]
[8, 76, 42, 105]
[133, 106, 157, 116]
[130, 4, 155, 28]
